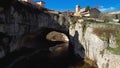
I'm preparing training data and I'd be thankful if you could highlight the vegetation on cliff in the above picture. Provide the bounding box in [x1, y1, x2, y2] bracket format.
[93, 26, 120, 55]
[70, 16, 79, 25]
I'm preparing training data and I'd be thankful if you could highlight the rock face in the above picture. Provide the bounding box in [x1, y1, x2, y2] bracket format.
[0, 1, 69, 57]
[46, 31, 69, 57]
[0, 1, 85, 68]
[69, 21, 120, 68]
[46, 31, 69, 42]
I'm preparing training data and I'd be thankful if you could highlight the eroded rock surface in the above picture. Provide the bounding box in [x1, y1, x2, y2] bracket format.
[69, 21, 120, 68]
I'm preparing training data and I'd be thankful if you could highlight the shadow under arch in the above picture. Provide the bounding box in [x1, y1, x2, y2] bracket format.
[0, 28, 86, 68]
[16, 27, 69, 49]
[32, 27, 69, 40]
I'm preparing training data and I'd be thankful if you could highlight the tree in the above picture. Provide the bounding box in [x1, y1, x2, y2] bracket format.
[85, 6, 90, 11]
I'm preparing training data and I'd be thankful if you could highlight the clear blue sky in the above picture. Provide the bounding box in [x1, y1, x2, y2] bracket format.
[33, 0, 120, 12]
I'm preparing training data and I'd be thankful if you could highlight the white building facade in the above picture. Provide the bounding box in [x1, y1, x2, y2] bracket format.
[36, 1, 45, 7]
[76, 5, 80, 12]
[18, 0, 32, 2]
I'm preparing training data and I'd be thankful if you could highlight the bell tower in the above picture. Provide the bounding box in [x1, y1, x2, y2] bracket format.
[76, 5, 80, 12]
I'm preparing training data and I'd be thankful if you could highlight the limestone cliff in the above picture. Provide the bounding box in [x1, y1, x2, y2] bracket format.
[70, 20, 120, 68]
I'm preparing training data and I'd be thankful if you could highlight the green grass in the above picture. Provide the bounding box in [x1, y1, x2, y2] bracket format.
[107, 47, 120, 55]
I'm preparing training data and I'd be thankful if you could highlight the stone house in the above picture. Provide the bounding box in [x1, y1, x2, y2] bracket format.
[18, 0, 32, 2]
[89, 8, 101, 18]
[18, 0, 46, 8]
[74, 5, 101, 18]
[36, 1, 46, 8]
[107, 11, 120, 23]
[108, 11, 120, 19]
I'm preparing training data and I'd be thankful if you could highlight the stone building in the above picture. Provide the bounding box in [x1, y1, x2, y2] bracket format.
[89, 8, 101, 18]
[36, 1, 46, 7]
[18, 0, 32, 2]
[108, 11, 120, 19]
[74, 5, 101, 18]
[107, 11, 120, 22]
[18, 0, 46, 8]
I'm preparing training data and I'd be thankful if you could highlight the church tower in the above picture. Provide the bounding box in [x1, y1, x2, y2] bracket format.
[76, 5, 80, 12]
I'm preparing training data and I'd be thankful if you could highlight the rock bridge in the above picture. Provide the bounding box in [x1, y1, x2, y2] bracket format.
[0, 0, 69, 52]
[0, 1, 85, 68]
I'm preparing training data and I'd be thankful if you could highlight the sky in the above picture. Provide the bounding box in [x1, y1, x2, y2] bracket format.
[33, 0, 120, 12]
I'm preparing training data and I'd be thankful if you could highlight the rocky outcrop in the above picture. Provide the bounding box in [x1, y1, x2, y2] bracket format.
[69, 21, 120, 68]
[46, 31, 69, 42]
[0, 1, 69, 57]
